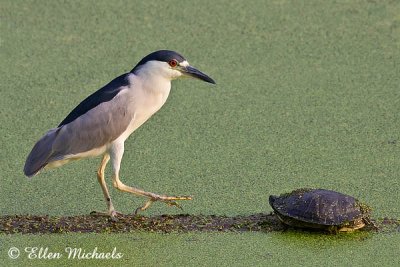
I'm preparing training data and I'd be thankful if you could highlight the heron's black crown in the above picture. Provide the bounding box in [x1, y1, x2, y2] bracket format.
[131, 50, 186, 73]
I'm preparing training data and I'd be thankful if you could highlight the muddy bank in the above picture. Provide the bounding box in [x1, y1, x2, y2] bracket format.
[0, 214, 398, 234]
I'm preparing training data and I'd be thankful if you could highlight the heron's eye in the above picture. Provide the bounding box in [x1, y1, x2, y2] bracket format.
[168, 59, 178, 68]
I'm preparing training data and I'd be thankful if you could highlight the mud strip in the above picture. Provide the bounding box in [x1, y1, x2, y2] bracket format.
[0, 214, 398, 234]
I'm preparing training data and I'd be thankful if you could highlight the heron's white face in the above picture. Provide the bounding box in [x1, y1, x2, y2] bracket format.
[134, 58, 215, 85]
[136, 60, 190, 81]
[165, 60, 190, 80]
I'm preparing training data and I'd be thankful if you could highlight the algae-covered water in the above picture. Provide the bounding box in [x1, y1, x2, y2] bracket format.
[1, 232, 399, 266]
[1, 0, 399, 266]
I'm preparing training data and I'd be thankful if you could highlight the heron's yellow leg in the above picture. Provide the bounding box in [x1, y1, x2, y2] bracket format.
[110, 142, 192, 214]
[90, 154, 122, 218]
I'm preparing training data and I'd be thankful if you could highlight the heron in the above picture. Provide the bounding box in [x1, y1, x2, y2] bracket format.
[24, 50, 215, 218]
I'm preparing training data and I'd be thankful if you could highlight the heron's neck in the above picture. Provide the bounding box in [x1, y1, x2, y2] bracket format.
[133, 66, 172, 93]
[128, 73, 171, 100]
[144, 76, 172, 96]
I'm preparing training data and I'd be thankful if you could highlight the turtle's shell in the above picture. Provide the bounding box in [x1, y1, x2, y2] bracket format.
[269, 188, 370, 231]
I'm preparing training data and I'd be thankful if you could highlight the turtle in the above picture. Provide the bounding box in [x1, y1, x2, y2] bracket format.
[269, 188, 376, 232]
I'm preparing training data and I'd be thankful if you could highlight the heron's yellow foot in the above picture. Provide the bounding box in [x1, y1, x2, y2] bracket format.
[90, 210, 124, 221]
[134, 195, 192, 214]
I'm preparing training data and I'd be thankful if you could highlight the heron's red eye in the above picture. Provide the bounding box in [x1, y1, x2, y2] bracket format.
[168, 59, 178, 68]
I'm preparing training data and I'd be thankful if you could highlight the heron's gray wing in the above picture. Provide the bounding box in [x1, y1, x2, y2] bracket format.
[49, 89, 134, 161]
[24, 75, 134, 176]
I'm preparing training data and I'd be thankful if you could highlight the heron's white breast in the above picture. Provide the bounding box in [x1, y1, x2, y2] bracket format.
[112, 74, 172, 144]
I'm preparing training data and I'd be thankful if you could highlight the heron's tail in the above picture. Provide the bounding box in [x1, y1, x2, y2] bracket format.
[24, 128, 59, 177]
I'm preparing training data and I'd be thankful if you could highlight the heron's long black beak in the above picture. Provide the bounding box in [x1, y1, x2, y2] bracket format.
[182, 66, 216, 84]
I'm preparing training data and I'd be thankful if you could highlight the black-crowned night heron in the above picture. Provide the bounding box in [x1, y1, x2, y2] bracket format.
[24, 50, 215, 218]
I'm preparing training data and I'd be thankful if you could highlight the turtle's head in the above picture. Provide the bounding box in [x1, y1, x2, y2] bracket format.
[358, 201, 372, 215]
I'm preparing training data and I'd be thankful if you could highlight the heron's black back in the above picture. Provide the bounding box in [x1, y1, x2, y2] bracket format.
[58, 74, 130, 127]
